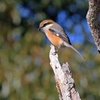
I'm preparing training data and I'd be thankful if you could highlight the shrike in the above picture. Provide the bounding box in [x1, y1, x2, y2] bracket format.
[38, 19, 84, 59]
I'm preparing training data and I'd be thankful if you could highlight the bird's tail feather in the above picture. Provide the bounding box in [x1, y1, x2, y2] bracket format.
[64, 42, 85, 59]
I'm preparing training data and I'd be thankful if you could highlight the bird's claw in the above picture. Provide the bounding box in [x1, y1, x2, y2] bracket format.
[52, 50, 58, 55]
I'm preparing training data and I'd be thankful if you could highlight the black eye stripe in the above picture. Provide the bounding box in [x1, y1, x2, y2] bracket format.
[42, 22, 52, 28]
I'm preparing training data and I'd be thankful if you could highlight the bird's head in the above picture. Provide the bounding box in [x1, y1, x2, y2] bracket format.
[38, 19, 54, 32]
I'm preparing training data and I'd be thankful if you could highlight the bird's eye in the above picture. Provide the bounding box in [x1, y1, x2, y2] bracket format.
[43, 23, 48, 27]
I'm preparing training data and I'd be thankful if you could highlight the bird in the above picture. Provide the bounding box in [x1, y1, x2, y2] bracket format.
[38, 19, 84, 59]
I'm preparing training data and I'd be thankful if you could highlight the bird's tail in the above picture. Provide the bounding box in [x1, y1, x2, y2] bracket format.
[64, 42, 85, 59]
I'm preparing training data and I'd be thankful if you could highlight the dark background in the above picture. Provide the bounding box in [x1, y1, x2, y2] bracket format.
[0, 0, 100, 100]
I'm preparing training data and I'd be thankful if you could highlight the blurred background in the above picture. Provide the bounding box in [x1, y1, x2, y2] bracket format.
[0, 0, 100, 100]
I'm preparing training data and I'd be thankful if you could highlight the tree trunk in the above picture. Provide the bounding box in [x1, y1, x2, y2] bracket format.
[86, 0, 100, 53]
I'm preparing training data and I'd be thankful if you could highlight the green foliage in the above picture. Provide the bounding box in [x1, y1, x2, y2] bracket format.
[0, 0, 100, 100]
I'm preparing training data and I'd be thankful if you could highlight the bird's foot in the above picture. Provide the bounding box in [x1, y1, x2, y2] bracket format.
[52, 50, 58, 55]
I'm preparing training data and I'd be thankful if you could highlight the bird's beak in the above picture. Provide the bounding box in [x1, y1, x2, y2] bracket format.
[38, 27, 41, 31]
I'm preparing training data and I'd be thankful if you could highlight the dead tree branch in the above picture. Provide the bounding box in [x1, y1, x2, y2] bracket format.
[49, 45, 81, 100]
[86, 0, 100, 53]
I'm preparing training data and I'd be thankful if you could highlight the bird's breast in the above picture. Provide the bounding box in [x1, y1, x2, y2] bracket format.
[45, 30, 63, 47]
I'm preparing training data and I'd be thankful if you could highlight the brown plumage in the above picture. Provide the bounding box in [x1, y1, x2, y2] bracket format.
[38, 19, 84, 59]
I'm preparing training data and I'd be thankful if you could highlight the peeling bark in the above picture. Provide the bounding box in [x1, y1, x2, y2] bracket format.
[49, 45, 81, 100]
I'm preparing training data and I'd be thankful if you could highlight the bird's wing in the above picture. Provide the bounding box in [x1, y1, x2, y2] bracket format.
[49, 27, 71, 45]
